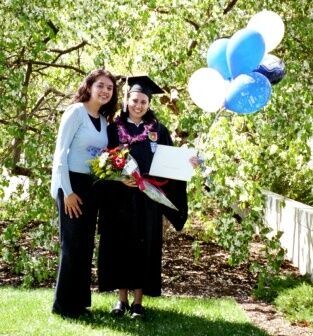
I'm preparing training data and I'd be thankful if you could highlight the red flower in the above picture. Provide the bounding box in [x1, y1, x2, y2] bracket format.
[112, 155, 126, 169]
[89, 145, 129, 181]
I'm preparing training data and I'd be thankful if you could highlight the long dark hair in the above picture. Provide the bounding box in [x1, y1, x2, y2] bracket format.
[73, 69, 118, 123]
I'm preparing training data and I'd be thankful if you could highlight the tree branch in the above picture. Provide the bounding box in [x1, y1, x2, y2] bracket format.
[43, 20, 59, 44]
[22, 61, 86, 74]
[10, 165, 52, 177]
[155, 7, 200, 30]
[47, 20, 59, 36]
[12, 62, 32, 167]
[187, 40, 198, 56]
[223, 0, 239, 14]
[30, 88, 68, 116]
[11, 165, 33, 177]
[0, 119, 11, 126]
[155, 7, 170, 14]
[184, 18, 200, 31]
[49, 40, 89, 65]
[49, 40, 88, 54]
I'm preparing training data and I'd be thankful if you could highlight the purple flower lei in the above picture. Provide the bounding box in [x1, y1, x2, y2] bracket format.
[116, 117, 156, 144]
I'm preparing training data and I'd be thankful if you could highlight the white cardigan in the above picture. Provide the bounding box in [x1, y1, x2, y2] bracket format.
[50, 102, 108, 199]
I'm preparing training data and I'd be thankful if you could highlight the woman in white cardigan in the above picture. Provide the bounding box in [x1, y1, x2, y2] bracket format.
[51, 69, 118, 318]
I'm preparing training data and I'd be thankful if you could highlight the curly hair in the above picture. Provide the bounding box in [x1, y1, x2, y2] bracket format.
[73, 69, 118, 123]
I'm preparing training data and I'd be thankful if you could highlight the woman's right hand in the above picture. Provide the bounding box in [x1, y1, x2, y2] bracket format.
[64, 193, 83, 219]
[121, 176, 137, 188]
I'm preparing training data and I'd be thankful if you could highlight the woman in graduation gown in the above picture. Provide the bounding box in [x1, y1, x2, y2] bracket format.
[97, 76, 188, 318]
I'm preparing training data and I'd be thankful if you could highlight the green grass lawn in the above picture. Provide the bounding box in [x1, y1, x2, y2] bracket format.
[0, 287, 269, 336]
[253, 273, 313, 328]
[274, 282, 313, 326]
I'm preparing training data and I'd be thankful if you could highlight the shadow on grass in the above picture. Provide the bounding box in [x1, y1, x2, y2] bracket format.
[253, 273, 313, 303]
[73, 306, 270, 336]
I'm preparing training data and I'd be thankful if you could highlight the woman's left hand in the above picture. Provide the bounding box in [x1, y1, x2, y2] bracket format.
[189, 156, 203, 169]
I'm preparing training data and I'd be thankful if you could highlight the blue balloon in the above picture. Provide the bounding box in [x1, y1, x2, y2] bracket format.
[254, 54, 286, 85]
[206, 38, 232, 80]
[227, 28, 266, 78]
[225, 72, 272, 114]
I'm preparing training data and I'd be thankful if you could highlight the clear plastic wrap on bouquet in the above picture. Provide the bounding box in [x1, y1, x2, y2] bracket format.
[122, 155, 178, 211]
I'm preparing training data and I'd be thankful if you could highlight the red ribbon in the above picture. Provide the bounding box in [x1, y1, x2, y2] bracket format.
[144, 177, 168, 187]
[132, 171, 146, 191]
[132, 171, 168, 191]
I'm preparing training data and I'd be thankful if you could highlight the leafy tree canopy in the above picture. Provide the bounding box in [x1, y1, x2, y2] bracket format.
[0, 0, 312, 286]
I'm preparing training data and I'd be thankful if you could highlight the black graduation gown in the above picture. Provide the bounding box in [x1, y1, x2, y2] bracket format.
[97, 120, 188, 296]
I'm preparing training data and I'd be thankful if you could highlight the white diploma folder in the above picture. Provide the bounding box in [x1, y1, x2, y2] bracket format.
[149, 145, 197, 181]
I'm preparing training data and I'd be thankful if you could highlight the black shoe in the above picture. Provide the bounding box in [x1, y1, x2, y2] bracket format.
[130, 303, 145, 319]
[110, 301, 130, 317]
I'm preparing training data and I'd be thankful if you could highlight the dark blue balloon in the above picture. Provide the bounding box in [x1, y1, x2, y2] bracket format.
[227, 28, 266, 78]
[254, 54, 286, 84]
[225, 72, 272, 114]
[206, 38, 232, 80]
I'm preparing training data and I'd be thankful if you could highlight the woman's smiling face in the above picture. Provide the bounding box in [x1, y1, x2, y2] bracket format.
[89, 75, 114, 106]
[127, 91, 150, 123]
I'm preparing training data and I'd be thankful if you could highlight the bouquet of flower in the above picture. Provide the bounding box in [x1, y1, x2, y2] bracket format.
[89, 145, 178, 210]
[89, 145, 129, 181]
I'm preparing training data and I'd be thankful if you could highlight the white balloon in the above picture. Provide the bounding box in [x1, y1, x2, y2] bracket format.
[248, 10, 285, 53]
[188, 68, 227, 113]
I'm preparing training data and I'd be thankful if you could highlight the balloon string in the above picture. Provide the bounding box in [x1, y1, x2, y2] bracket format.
[212, 107, 223, 126]
[195, 107, 224, 150]
[194, 108, 224, 170]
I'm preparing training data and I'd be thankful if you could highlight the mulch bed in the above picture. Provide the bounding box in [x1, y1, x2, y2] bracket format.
[162, 230, 257, 300]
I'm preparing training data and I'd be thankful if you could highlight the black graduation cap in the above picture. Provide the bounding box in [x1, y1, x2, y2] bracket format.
[127, 75, 164, 97]
[121, 75, 164, 112]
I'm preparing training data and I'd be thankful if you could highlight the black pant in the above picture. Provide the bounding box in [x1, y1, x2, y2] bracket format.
[53, 172, 97, 313]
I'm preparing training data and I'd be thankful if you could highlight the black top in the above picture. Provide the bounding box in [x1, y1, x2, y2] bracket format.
[88, 114, 101, 132]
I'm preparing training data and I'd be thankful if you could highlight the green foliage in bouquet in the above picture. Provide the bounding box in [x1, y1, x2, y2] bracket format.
[89, 145, 129, 181]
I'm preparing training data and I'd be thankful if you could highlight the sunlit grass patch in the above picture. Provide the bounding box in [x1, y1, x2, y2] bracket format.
[0, 287, 270, 336]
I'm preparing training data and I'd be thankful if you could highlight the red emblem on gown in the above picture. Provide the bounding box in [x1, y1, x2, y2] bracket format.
[148, 132, 158, 142]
